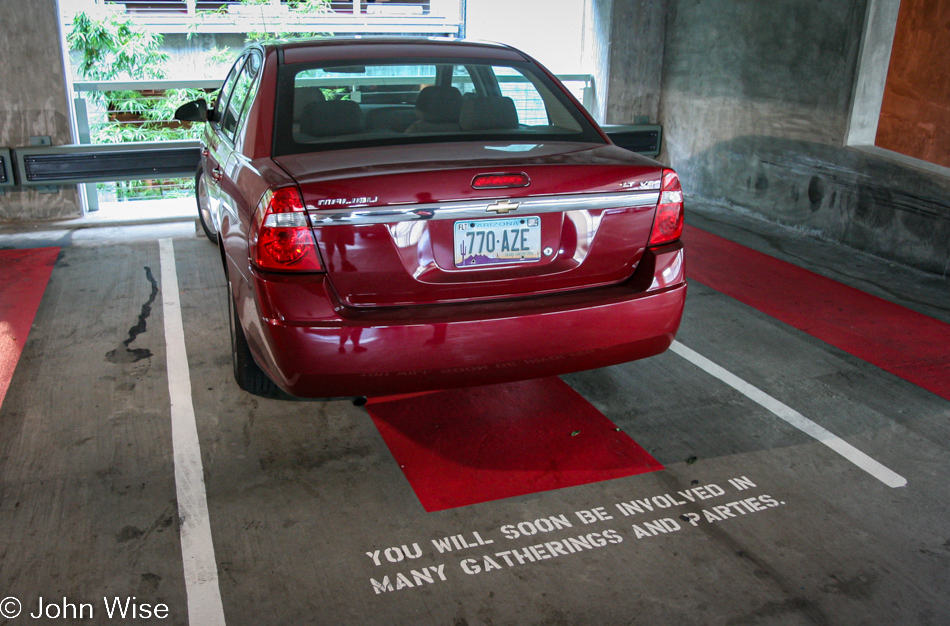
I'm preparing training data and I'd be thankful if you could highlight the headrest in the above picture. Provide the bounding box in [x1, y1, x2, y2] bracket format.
[459, 96, 519, 131]
[300, 100, 365, 137]
[414, 86, 463, 123]
[293, 87, 326, 121]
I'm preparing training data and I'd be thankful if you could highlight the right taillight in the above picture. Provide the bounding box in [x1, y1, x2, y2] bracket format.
[250, 186, 324, 272]
[648, 169, 684, 247]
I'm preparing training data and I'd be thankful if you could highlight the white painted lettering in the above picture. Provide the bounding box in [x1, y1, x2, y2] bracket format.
[461, 559, 480, 575]
[744, 497, 767, 512]
[682, 512, 701, 526]
[652, 495, 674, 508]
[712, 505, 736, 518]
[759, 495, 780, 507]
[531, 545, 551, 560]
[499, 525, 519, 540]
[616, 501, 647, 516]
[472, 531, 494, 545]
[566, 535, 592, 551]
[366, 550, 382, 566]
[384, 547, 404, 563]
[728, 476, 757, 491]
[510, 547, 536, 565]
[677, 490, 696, 502]
[432, 537, 453, 553]
[483, 556, 502, 572]
[410, 569, 433, 585]
[371, 577, 394, 594]
[631, 524, 651, 539]
[394, 572, 414, 590]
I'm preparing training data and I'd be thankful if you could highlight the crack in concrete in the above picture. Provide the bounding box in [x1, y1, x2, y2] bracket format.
[106, 266, 158, 364]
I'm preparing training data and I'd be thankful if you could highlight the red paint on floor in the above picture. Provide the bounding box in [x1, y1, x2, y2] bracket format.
[0, 247, 60, 411]
[367, 377, 663, 512]
[683, 225, 950, 401]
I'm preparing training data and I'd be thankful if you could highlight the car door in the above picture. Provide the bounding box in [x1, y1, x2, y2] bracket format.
[217, 50, 265, 282]
[205, 53, 247, 232]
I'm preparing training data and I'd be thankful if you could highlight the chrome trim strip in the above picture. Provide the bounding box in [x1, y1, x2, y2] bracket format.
[307, 191, 660, 226]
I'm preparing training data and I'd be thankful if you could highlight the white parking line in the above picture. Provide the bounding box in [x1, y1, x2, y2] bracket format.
[159, 239, 228, 626]
[669, 340, 907, 489]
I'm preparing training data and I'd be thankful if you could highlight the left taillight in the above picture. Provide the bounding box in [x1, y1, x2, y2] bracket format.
[250, 186, 324, 272]
[648, 169, 685, 247]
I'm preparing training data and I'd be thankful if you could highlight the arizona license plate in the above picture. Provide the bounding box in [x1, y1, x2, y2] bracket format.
[454, 217, 541, 267]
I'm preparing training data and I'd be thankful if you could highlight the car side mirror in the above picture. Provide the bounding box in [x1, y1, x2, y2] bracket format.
[174, 99, 209, 122]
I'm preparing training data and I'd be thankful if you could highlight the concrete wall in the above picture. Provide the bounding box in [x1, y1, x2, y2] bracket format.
[603, 0, 665, 125]
[582, 0, 666, 125]
[582, 0, 613, 122]
[656, 0, 950, 274]
[0, 0, 81, 220]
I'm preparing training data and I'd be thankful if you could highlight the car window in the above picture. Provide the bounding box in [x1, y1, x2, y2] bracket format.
[213, 55, 246, 125]
[495, 67, 552, 126]
[275, 59, 602, 155]
[222, 52, 261, 140]
[232, 52, 263, 138]
[451, 65, 478, 96]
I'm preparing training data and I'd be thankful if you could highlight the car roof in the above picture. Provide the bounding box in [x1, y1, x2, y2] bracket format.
[272, 37, 530, 65]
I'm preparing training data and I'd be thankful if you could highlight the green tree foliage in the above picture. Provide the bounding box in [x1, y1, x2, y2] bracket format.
[67, 11, 169, 81]
[68, 10, 204, 199]
[190, 0, 331, 46]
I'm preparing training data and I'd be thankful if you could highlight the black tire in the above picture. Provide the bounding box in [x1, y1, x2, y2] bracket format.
[227, 278, 277, 394]
[196, 168, 218, 244]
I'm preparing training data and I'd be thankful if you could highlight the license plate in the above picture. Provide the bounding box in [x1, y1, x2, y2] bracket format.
[454, 217, 541, 267]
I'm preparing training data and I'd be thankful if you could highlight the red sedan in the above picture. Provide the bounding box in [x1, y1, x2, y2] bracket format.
[176, 38, 686, 398]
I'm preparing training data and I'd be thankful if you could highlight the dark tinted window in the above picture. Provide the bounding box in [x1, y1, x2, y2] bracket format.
[274, 58, 603, 155]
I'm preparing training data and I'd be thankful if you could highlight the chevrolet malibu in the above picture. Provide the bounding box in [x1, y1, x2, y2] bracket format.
[175, 37, 686, 398]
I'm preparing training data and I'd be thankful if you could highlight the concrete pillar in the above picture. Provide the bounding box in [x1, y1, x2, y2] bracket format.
[603, 0, 666, 125]
[582, 0, 667, 125]
[582, 0, 613, 123]
[0, 0, 81, 220]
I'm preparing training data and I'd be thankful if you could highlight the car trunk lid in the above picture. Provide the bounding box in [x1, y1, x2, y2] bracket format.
[275, 142, 664, 308]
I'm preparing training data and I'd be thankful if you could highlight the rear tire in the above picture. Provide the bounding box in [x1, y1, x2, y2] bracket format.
[196, 168, 218, 244]
[228, 277, 277, 394]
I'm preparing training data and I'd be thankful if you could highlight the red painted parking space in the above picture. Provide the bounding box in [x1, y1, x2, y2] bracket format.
[367, 377, 663, 512]
[683, 225, 950, 401]
[0, 247, 60, 411]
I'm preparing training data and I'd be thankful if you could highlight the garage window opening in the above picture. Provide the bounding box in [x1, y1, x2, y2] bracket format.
[276, 59, 600, 154]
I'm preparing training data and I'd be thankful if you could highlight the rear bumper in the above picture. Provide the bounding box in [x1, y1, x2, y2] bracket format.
[244, 242, 686, 397]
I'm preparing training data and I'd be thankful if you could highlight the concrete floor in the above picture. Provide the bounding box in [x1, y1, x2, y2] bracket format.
[0, 202, 948, 625]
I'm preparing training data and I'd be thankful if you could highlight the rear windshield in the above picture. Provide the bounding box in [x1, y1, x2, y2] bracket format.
[273, 58, 604, 155]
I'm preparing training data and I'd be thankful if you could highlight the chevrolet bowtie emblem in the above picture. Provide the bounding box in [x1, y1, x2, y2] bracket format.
[486, 200, 520, 214]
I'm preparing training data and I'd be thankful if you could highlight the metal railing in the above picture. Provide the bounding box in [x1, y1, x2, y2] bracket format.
[6, 73, 600, 206]
[61, 1, 462, 36]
